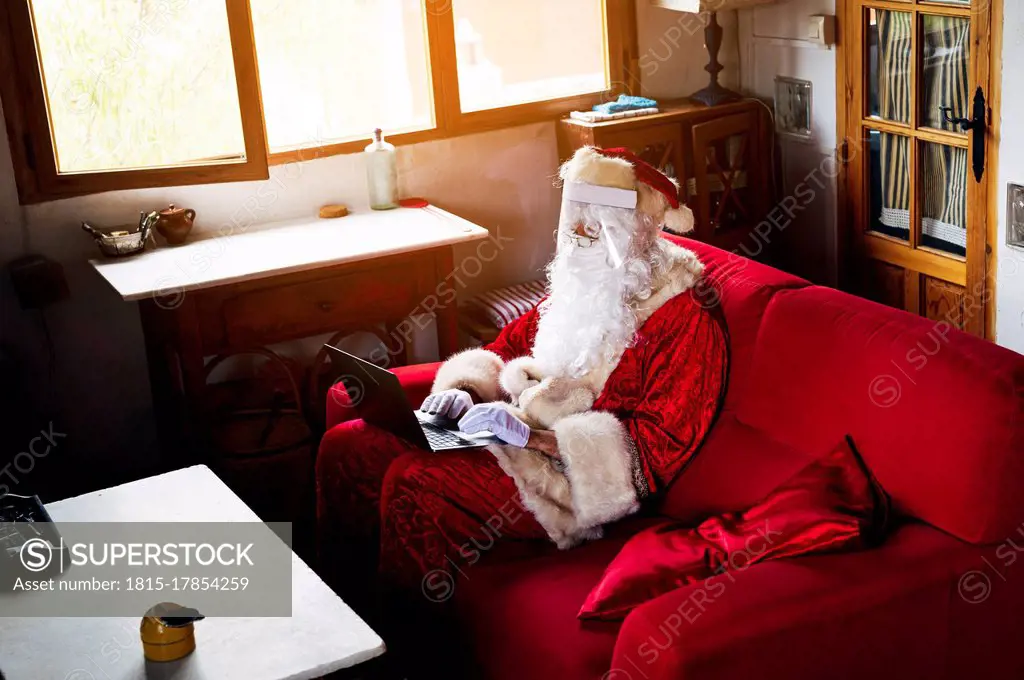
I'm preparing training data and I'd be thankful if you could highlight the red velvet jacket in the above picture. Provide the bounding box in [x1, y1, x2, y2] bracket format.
[485, 289, 729, 500]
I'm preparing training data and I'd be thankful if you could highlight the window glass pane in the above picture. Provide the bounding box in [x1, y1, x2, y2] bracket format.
[30, 0, 246, 173]
[921, 142, 968, 257]
[452, 0, 607, 112]
[868, 129, 910, 242]
[867, 9, 911, 124]
[922, 15, 970, 131]
[250, 0, 433, 152]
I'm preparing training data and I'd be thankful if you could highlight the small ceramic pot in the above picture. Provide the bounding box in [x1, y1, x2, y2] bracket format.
[154, 204, 196, 245]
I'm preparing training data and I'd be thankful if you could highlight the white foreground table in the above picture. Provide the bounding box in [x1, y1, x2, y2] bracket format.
[0, 466, 384, 680]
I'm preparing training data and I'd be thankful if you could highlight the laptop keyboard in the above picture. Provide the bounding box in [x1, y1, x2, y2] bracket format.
[421, 423, 471, 448]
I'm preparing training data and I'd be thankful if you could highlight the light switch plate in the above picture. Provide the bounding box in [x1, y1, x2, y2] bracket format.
[1008, 183, 1024, 250]
[808, 15, 837, 47]
[774, 77, 813, 140]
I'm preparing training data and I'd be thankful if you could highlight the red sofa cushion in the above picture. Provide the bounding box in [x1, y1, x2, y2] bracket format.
[611, 523, 994, 680]
[665, 236, 808, 411]
[581, 436, 890, 621]
[658, 414, 817, 521]
[738, 286, 1024, 545]
[454, 518, 662, 680]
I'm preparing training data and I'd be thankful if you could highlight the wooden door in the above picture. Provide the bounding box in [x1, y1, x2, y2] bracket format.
[839, 0, 998, 337]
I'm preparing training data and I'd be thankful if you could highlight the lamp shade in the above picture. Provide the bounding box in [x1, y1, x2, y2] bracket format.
[651, 0, 777, 12]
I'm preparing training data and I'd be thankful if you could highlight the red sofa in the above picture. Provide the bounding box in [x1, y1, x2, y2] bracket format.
[318, 236, 1024, 679]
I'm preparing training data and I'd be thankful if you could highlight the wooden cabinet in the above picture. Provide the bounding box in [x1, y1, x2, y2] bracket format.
[194, 256, 433, 353]
[597, 123, 687, 182]
[558, 100, 773, 256]
[138, 246, 461, 463]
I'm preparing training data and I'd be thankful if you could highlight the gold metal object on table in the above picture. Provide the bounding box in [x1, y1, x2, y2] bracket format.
[140, 602, 205, 662]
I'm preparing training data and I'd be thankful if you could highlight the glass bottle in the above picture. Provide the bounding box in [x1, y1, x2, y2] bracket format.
[364, 128, 398, 210]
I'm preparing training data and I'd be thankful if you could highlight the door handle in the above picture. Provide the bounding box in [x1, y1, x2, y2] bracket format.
[939, 86, 987, 183]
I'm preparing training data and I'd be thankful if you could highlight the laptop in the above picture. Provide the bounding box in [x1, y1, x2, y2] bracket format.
[324, 345, 502, 452]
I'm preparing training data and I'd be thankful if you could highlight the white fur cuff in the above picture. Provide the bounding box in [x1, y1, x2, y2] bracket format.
[519, 377, 596, 430]
[553, 411, 640, 529]
[432, 349, 504, 402]
[500, 356, 546, 401]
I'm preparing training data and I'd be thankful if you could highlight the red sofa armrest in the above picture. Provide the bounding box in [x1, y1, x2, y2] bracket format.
[326, 361, 442, 430]
[609, 525, 992, 680]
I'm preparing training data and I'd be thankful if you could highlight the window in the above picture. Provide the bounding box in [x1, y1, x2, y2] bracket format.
[31, 0, 247, 172]
[248, 0, 435, 152]
[0, 0, 268, 201]
[0, 0, 638, 202]
[452, 0, 608, 112]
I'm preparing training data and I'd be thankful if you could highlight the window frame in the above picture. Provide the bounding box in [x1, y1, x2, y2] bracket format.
[270, 0, 640, 165]
[0, 0, 270, 204]
[0, 0, 638, 203]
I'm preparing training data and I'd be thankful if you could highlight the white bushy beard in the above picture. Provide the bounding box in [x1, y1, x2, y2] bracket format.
[532, 201, 664, 379]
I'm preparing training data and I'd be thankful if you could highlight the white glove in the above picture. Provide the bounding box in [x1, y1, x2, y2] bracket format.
[420, 389, 474, 419]
[458, 404, 531, 448]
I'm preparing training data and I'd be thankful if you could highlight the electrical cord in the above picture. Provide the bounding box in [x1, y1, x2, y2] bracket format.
[742, 96, 781, 201]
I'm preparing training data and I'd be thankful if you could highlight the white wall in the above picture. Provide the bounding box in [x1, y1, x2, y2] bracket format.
[994, 3, 1024, 353]
[737, 0, 838, 285]
[0, 8, 724, 490]
[637, 3, 741, 97]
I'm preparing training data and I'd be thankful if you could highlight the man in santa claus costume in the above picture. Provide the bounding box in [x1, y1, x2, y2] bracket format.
[318, 146, 728, 594]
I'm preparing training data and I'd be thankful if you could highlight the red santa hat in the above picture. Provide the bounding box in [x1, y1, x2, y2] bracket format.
[559, 146, 695, 235]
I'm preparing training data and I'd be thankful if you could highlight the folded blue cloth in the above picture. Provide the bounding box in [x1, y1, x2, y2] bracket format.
[592, 94, 658, 115]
